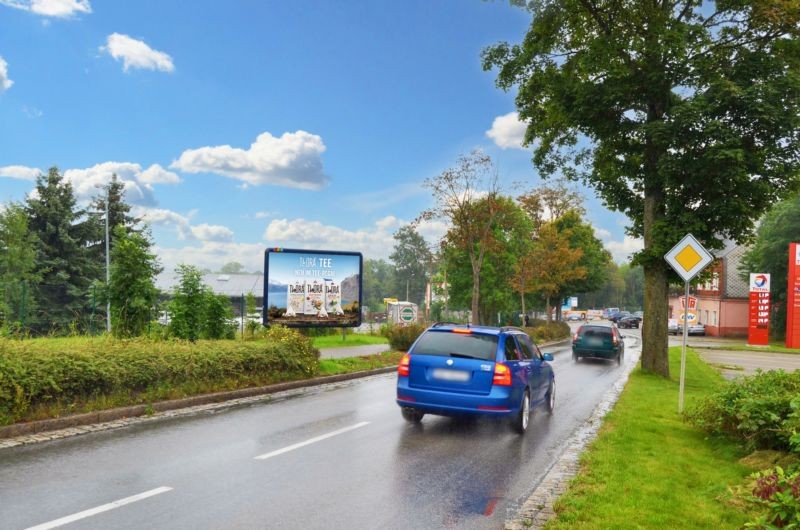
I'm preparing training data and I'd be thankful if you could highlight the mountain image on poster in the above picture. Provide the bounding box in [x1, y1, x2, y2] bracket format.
[325, 280, 344, 316]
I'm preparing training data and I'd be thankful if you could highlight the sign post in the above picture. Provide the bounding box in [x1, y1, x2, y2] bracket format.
[788, 243, 800, 349]
[665, 234, 714, 413]
[748, 273, 771, 346]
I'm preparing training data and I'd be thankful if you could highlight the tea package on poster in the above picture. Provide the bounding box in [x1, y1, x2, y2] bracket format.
[325, 280, 344, 315]
[305, 280, 325, 316]
[286, 281, 305, 317]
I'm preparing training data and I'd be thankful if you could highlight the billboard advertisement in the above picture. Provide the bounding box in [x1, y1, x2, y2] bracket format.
[263, 248, 363, 328]
[748, 273, 771, 346]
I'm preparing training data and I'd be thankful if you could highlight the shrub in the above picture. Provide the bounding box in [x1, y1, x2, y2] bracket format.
[383, 323, 425, 351]
[746, 466, 800, 529]
[0, 328, 319, 425]
[687, 369, 800, 452]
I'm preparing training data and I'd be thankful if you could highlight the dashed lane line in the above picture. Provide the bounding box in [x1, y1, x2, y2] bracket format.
[24, 486, 173, 530]
[254, 421, 370, 460]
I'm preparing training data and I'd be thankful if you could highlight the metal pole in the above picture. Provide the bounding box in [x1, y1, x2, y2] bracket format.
[406, 279, 409, 302]
[240, 294, 245, 337]
[105, 187, 111, 333]
[679, 280, 689, 413]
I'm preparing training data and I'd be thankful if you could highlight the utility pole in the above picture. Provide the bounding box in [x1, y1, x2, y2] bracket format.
[105, 186, 111, 333]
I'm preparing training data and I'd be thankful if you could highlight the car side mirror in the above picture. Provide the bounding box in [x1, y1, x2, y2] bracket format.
[543, 353, 554, 362]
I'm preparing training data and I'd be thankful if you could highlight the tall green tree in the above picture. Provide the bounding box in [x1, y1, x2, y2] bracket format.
[390, 225, 431, 305]
[168, 264, 233, 340]
[740, 193, 800, 339]
[419, 150, 502, 325]
[26, 168, 100, 332]
[362, 258, 397, 313]
[89, 173, 140, 254]
[484, 1, 800, 375]
[219, 262, 245, 274]
[108, 226, 162, 337]
[553, 209, 611, 304]
[0, 203, 40, 332]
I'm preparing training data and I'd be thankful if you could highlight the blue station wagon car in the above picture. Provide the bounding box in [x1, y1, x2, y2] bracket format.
[396, 324, 556, 434]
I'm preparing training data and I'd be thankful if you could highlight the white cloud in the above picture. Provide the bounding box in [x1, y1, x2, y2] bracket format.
[254, 211, 273, 219]
[100, 33, 174, 73]
[486, 111, 528, 150]
[63, 161, 180, 207]
[139, 164, 181, 184]
[593, 226, 611, 239]
[172, 130, 329, 190]
[191, 223, 233, 243]
[0, 56, 13, 92]
[155, 241, 266, 274]
[262, 216, 447, 260]
[0, 165, 41, 180]
[136, 207, 233, 244]
[0, 0, 90, 18]
[604, 235, 644, 264]
[22, 105, 43, 118]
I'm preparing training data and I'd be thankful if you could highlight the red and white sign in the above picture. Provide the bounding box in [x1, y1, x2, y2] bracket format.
[748, 273, 771, 346]
[679, 295, 698, 311]
[787, 243, 800, 349]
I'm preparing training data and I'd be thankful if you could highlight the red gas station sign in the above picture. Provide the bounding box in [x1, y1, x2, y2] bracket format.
[787, 243, 800, 349]
[748, 273, 771, 346]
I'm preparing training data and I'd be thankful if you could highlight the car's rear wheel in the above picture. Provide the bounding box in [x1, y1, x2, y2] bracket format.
[545, 380, 555, 415]
[401, 407, 424, 424]
[573, 352, 580, 363]
[511, 390, 531, 434]
[616, 350, 622, 365]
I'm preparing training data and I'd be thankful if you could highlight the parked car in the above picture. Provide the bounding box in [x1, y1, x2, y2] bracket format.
[687, 323, 706, 336]
[617, 316, 640, 329]
[566, 313, 583, 322]
[572, 323, 625, 365]
[609, 311, 631, 323]
[632, 311, 644, 321]
[668, 319, 680, 335]
[396, 324, 556, 434]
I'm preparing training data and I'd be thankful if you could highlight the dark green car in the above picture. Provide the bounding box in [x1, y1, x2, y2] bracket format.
[572, 323, 624, 365]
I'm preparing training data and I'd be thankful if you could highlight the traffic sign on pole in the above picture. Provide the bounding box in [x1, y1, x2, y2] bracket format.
[664, 233, 713, 413]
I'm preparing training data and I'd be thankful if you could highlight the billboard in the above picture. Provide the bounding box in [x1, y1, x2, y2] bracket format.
[748, 273, 771, 346]
[263, 248, 363, 328]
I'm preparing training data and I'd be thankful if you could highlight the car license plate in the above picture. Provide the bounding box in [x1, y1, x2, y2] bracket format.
[432, 368, 470, 382]
[587, 337, 603, 346]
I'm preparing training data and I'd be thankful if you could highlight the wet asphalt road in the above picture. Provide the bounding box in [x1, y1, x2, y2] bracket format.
[0, 328, 640, 530]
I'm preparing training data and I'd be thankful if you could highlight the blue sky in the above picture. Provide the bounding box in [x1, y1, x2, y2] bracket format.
[0, 0, 639, 272]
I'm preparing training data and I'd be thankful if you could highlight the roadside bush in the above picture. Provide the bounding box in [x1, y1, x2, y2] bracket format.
[687, 369, 800, 452]
[746, 466, 800, 529]
[0, 327, 319, 425]
[383, 323, 425, 351]
[524, 319, 571, 343]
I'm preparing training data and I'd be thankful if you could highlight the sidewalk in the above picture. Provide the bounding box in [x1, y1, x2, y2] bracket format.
[696, 348, 800, 380]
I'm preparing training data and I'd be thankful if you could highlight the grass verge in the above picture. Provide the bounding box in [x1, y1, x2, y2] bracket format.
[546, 347, 758, 529]
[311, 334, 389, 349]
[713, 343, 800, 354]
[318, 351, 404, 375]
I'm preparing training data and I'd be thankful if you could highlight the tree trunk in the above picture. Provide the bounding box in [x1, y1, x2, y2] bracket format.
[545, 295, 551, 324]
[471, 268, 481, 325]
[641, 262, 669, 375]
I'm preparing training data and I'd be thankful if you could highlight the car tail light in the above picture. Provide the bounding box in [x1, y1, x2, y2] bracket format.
[398, 353, 410, 376]
[572, 333, 579, 342]
[493, 363, 511, 386]
[612, 336, 619, 346]
[452, 328, 472, 334]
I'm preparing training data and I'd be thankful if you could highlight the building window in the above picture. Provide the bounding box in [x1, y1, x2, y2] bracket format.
[705, 310, 709, 324]
[712, 311, 717, 326]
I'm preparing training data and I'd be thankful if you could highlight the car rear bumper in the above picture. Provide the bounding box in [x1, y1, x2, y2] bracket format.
[396, 377, 520, 417]
[572, 347, 619, 359]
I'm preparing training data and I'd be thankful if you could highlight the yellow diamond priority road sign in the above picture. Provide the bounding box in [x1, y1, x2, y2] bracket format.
[665, 234, 713, 282]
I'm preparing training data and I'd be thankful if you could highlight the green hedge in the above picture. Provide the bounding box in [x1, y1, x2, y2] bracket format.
[687, 369, 800, 453]
[0, 326, 319, 425]
[382, 323, 426, 351]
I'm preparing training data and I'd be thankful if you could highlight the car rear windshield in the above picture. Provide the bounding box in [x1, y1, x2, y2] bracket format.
[412, 331, 499, 361]
[579, 326, 612, 338]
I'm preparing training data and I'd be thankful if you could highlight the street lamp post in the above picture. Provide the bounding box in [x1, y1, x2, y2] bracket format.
[95, 183, 111, 333]
[104, 188, 110, 333]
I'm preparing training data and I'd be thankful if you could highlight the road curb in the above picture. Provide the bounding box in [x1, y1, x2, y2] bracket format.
[0, 366, 396, 444]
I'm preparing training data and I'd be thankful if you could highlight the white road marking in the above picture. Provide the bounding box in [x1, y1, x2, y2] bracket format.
[254, 421, 370, 460]
[25, 486, 173, 530]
